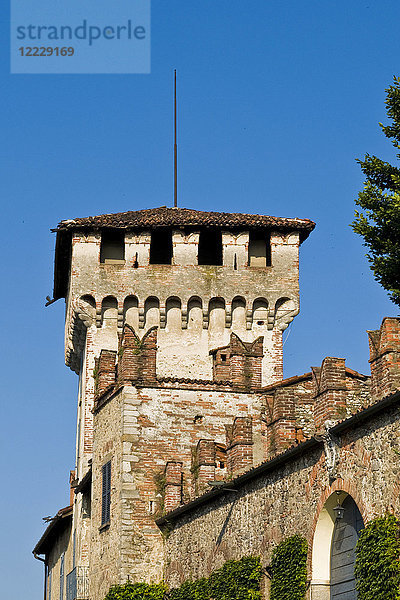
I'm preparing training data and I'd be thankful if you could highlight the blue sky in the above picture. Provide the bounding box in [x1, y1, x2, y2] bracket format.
[1, 1, 399, 597]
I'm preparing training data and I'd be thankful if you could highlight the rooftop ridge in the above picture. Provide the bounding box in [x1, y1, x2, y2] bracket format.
[53, 205, 315, 236]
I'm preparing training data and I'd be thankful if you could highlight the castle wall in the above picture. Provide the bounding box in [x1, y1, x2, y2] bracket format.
[162, 401, 400, 598]
[90, 383, 265, 596]
[90, 389, 123, 600]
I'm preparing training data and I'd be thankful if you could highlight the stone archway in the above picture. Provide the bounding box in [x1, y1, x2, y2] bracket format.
[311, 492, 364, 600]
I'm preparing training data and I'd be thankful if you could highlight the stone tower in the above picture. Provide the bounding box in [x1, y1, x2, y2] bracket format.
[51, 206, 314, 597]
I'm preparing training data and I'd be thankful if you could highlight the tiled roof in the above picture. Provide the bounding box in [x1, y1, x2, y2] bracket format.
[54, 206, 315, 234]
[33, 505, 73, 555]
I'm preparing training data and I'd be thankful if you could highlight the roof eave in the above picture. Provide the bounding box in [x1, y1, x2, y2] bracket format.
[33, 505, 72, 556]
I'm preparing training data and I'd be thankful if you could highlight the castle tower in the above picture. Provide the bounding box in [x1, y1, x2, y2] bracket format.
[51, 206, 314, 596]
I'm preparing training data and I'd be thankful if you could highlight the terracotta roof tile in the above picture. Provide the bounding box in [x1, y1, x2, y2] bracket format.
[54, 206, 315, 235]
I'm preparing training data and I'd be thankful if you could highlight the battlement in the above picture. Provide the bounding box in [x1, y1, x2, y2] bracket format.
[210, 333, 263, 390]
[94, 328, 268, 406]
[368, 317, 400, 399]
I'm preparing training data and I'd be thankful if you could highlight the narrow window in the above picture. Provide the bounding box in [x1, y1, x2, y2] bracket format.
[198, 230, 223, 265]
[221, 354, 227, 362]
[59, 553, 65, 600]
[82, 490, 91, 519]
[100, 230, 125, 264]
[149, 229, 173, 264]
[248, 231, 271, 267]
[101, 460, 111, 526]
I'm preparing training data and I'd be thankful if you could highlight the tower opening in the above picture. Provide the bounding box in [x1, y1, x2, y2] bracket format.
[248, 231, 271, 267]
[100, 229, 125, 264]
[150, 229, 173, 264]
[198, 230, 223, 265]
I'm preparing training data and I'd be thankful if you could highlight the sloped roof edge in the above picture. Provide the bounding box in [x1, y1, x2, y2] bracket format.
[33, 505, 72, 556]
[53, 206, 315, 234]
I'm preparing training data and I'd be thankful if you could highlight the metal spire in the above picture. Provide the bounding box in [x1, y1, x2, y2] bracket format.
[174, 69, 178, 207]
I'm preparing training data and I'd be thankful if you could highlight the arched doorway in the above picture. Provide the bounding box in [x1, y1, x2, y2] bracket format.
[330, 495, 364, 599]
[311, 492, 364, 600]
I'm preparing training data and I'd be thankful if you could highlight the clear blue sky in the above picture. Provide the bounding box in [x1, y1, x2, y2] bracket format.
[1, 1, 399, 597]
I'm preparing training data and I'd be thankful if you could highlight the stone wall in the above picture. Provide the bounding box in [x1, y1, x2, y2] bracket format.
[90, 389, 123, 600]
[161, 397, 400, 599]
[90, 383, 265, 595]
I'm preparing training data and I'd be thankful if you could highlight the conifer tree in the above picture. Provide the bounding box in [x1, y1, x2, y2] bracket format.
[352, 77, 400, 306]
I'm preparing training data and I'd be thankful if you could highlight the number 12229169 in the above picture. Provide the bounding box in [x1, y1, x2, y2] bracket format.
[18, 46, 75, 56]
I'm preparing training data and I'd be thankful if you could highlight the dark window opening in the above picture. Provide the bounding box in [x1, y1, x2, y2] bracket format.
[248, 231, 271, 267]
[150, 229, 173, 264]
[198, 230, 223, 265]
[100, 230, 125, 264]
[101, 460, 111, 526]
[221, 354, 227, 362]
[82, 491, 91, 519]
[219, 462, 225, 469]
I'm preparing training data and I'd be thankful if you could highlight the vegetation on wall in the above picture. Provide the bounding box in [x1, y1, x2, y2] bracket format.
[104, 556, 263, 600]
[208, 556, 263, 600]
[104, 582, 167, 600]
[355, 514, 400, 600]
[269, 535, 308, 600]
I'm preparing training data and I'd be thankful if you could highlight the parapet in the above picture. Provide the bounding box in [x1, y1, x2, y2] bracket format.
[210, 333, 264, 390]
[368, 317, 400, 400]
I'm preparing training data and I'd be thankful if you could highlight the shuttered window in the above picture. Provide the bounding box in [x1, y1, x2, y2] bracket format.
[101, 461, 111, 525]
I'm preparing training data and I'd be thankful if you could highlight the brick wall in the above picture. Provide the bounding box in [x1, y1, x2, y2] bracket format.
[368, 317, 400, 400]
[313, 357, 347, 432]
[211, 333, 263, 390]
[226, 417, 253, 475]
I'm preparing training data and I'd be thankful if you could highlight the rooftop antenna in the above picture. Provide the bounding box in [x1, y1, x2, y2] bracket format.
[174, 69, 178, 207]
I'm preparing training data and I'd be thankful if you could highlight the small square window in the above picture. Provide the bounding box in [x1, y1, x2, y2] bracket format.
[100, 230, 125, 264]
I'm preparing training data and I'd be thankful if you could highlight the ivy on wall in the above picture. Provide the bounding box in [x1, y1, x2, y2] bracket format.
[104, 556, 262, 600]
[104, 582, 167, 600]
[270, 535, 308, 600]
[168, 577, 209, 600]
[208, 556, 263, 600]
[355, 514, 400, 600]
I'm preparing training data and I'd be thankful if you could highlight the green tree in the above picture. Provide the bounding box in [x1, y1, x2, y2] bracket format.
[352, 76, 400, 306]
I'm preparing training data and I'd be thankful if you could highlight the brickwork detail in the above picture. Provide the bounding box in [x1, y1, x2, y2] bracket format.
[313, 357, 347, 432]
[117, 325, 157, 386]
[226, 416, 253, 475]
[95, 350, 117, 396]
[211, 333, 263, 390]
[164, 462, 183, 512]
[368, 317, 400, 400]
